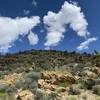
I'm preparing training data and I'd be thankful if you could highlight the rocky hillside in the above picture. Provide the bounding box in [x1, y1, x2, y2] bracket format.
[0, 50, 100, 100]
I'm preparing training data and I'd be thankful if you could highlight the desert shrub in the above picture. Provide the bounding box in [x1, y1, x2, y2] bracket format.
[6, 85, 16, 94]
[0, 93, 15, 100]
[28, 81, 38, 93]
[92, 85, 100, 96]
[56, 87, 66, 93]
[0, 92, 8, 100]
[0, 72, 4, 79]
[76, 78, 94, 90]
[29, 81, 38, 89]
[35, 89, 46, 100]
[67, 85, 81, 95]
[15, 78, 25, 89]
[94, 79, 100, 85]
[22, 71, 41, 93]
[24, 77, 33, 85]
[59, 82, 69, 88]
[0, 84, 16, 100]
[84, 79, 95, 90]
[47, 92, 59, 100]
[66, 95, 77, 100]
[0, 83, 9, 93]
[72, 63, 84, 75]
[75, 79, 84, 89]
[15, 71, 41, 91]
[24, 71, 41, 81]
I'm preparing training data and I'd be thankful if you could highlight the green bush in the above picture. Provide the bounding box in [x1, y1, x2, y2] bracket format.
[67, 85, 81, 95]
[92, 85, 100, 96]
[35, 89, 46, 100]
[59, 82, 69, 88]
[15, 72, 40, 91]
[29, 81, 38, 89]
[15, 78, 25, 89]
[66, 95, 77, 100]
[24, 71, 41, 81]
[6, 85, 16, 94]
[0, 84, 16, 100]
[47, 92, 59, 100]
[0, 83, 9, 93]
[94, 79, 100, 85]
[81, 79, 95, 90]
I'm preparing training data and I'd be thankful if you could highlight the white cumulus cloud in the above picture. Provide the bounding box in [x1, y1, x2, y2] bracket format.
[77, 37, 97, 51]
[43, 1, 89, 48]
[0, 16, 40, 53]
[28, 31, 39, 45]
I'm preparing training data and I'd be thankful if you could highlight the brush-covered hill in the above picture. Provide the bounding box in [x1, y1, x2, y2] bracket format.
[0, 50, 100, 100]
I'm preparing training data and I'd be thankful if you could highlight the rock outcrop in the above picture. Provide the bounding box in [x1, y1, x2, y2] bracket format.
[16, 90, 35, 100]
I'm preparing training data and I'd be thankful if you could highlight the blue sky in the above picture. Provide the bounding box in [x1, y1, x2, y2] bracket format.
[0, 0, 100, 53]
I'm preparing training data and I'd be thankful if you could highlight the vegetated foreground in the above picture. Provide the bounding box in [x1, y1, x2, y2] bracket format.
[0, 50, 100, 100]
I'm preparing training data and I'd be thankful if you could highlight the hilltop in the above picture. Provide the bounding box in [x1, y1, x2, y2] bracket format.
[0, 50, 100, 100]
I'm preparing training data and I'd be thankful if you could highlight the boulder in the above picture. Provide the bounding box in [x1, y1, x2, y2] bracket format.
[16, 90, 35, 100]
[41, 71, 76, 85]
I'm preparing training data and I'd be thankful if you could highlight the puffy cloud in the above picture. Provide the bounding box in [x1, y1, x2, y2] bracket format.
[45, 31, 64, 47]
[43, 1, 89, 48]
[28, 31, 39, 45]
[77, 37, 97, 51]
[0, 16, 40, 53]
[69, 0, 78, 6]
